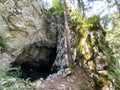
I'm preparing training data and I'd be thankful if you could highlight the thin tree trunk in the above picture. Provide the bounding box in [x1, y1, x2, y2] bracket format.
[63, 0, 73, 65]
[78, 0, 85, 18]
[115, 0, 120, 17]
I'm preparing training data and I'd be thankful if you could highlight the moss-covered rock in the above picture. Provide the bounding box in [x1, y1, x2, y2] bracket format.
[70, 14, 115, 89]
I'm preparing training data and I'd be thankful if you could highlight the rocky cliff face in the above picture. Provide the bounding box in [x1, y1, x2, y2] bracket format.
[0, 0, 57, 69]
[0, 0, 116, 90]
[71, 15, 115, 90]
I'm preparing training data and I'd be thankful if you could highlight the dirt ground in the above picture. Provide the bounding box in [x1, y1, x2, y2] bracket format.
[35, 65, 95, 90]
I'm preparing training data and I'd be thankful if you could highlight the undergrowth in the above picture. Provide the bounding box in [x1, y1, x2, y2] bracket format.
[0, 66, 35, 90]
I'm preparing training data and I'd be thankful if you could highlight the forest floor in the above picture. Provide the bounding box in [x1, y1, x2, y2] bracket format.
[0, 65, 95, 90]
[35, 65, 95, 90]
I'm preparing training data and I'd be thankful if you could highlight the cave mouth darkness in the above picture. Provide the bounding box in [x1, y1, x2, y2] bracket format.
[9, 46, 57, 82]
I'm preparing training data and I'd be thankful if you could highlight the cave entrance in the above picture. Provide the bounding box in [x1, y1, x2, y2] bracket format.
[19, 60, 56, 81]
[10, 43, 57, 81]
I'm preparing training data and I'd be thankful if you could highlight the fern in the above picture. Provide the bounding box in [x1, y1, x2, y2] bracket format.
[0, 66, 35, 90]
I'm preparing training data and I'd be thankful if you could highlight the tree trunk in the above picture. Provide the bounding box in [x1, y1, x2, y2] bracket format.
[78, 0, 85, 18]
[115, 0, 120, 17]
[63, 0, 73, 65]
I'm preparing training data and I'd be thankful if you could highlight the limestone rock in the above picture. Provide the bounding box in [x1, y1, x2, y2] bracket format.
[0, 0, 57, 67]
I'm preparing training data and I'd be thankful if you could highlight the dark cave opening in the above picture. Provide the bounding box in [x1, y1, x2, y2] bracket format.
[19, 62, 56, 81]
[10, 46, 57, 81]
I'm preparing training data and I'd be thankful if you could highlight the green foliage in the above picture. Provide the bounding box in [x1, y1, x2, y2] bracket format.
[0, 78, 22, 90]
[79, 85, 85, 90]
[51, 0, 64, 15]
[106, 17, 120, 89]
[98, 42, 106, 51]
[0, 66, 21, 90]
[70, 13, 100, 30]
[0, 66, 34, 90]
[0, 66, 21, 78]
[86, 15, 100, 24]
[85, 15, 100, 29]
[108, 64, 120, 90]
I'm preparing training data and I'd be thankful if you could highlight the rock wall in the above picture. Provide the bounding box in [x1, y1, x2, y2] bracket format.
[43, 8, 69, 72]
[51, 15, 68, 71]
[0, 0, 56, 67]
[72, 15, 115, 90]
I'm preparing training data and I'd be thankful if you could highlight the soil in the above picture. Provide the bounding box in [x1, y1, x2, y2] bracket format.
[35, 65, 95, 90]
